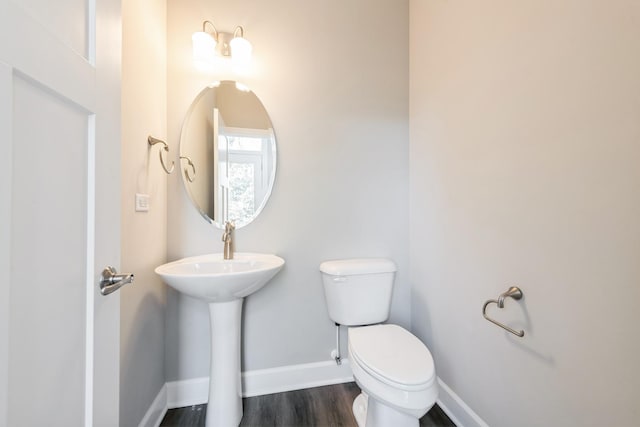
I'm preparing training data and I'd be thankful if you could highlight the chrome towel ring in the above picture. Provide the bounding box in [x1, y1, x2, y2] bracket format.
[482, 286, 525, 337]
[148, 135, 175, 174]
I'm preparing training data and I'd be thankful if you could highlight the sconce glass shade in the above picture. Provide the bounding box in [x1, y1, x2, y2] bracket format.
[192, 31, 217, 64]
[230, 36, 252, 64]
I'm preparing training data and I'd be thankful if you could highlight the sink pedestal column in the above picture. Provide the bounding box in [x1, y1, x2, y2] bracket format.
[206, 299, 244, 427]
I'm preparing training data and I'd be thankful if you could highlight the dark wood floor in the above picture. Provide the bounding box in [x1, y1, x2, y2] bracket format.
[160, 382, 456, 427]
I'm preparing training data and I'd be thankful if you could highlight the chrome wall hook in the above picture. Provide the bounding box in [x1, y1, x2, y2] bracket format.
[180, 156, 196, 182]
[148, 135, 175, 174]
[482, 286, 525, 337]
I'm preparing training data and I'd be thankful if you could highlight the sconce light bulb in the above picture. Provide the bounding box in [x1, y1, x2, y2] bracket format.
[230, 36, 252, 65]
[192, 31, 217, 64]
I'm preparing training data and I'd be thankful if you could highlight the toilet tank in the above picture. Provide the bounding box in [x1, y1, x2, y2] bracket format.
[319, 258, 396, 326]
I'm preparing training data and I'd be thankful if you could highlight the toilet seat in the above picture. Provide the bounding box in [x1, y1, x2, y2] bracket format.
[349, 324, 435, 390]
[348, 324, 438, 417]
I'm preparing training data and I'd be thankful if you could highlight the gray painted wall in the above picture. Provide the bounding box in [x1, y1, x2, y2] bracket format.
[409, 1, 640, 426]
[165, 0, 409, 380]
[120, 0, 168, 425]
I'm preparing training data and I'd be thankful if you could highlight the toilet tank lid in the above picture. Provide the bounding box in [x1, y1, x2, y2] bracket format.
[319, 258, 397, 275]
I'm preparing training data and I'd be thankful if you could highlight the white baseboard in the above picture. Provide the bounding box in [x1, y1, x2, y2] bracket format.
[243, 358, 354, 398]
[436, 377, 489, 427]
[138, 384, 167, 427]
[166, 358, 354, 408]
[166, 376, 210, 409]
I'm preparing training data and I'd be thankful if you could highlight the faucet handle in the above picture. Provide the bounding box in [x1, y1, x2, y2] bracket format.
[222, 221, 235, 260]
[222, 221, 235, 242]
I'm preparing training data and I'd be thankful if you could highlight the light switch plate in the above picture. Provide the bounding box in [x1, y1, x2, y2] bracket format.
[135, 193, 150, 212]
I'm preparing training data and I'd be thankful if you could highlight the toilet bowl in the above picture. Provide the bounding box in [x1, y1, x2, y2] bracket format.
[348, 324, 438, 426]
[319, 259, 438, 427]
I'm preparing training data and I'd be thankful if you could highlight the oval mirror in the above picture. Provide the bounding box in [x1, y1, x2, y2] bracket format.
[179, 81, 277, 229]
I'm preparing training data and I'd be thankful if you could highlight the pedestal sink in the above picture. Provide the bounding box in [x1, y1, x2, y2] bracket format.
[155, 253, 285, 427]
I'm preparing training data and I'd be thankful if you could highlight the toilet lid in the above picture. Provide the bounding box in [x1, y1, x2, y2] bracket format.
[349, 324, 435, 389]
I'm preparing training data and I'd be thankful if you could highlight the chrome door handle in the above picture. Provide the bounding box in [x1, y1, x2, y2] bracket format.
[99, 266, 134, 296]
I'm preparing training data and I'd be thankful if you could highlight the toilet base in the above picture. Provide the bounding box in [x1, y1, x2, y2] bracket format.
[352, 393, 367, 427]
[352, 392, 419, 427]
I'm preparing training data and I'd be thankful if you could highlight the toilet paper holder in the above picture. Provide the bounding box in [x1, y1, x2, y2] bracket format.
[482, 286, 525, 337]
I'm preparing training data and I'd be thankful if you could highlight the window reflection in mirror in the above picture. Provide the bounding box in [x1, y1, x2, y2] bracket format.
[217, 128, 275, 226]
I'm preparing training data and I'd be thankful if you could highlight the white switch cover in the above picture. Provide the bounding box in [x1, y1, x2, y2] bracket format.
[135, 193, 150, 212]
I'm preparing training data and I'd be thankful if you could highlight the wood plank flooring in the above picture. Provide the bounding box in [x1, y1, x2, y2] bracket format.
[160, 382, 456, 427]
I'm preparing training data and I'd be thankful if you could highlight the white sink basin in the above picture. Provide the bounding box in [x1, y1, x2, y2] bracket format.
[155, 252, 284, 302]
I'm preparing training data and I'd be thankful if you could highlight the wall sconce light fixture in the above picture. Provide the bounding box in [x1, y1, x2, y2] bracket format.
[192, 20, 252, 66]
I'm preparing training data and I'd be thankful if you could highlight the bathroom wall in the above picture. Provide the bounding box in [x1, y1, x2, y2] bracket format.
[409, 1, 640, 426]
[120, 0, 168, 425]
[166, 0, 409, 380]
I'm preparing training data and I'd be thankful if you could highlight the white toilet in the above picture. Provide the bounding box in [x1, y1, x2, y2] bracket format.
[320, 258, 438, 427]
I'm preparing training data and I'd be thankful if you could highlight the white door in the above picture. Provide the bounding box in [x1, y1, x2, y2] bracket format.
[0, 0, 122, 426]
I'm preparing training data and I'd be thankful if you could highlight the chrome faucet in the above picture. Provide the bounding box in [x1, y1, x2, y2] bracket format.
[222, 221, 235, 260]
